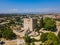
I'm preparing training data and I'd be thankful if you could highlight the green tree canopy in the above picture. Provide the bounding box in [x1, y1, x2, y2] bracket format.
[2, 30, 16, 39]
[43, 17, 56, 31]
[24, 34, 31, 43]
[40, 33, 48, 42]
[40, 32, 59, 45]
[58, 31, 60, 40]
[31, 42, 35, 45]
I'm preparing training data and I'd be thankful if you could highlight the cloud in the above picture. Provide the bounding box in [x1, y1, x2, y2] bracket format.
[35, 8, 60, 13]
[0, 9, 20, 13]
[0, 8, 60, 13]
[8, 9, 19, 13]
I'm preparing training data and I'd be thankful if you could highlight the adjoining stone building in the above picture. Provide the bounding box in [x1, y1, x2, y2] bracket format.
[24, 18, 37, 31]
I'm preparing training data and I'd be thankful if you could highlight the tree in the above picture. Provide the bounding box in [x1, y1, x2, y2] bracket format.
[24, 34, 31, 45]
[40, 32, 59, 45]
[31, 42, 35, 45]
[44, 40, 53, 45]
[58, 31, 60, 40]
[0, 32, 2, 38]
[16, 17, 20, 21]
[2, 30, 16, 39]
[36, 24, 40, 32]
[0, 26, 6, 38]
[9, 20, 15, 24]
[47, 32, 58, 41]
[0, 26, 5, 33]
[36, 16, 44, 32]
[44, 40, 59, 45]
[47, 32, 59, 45]
[40, 33, 48, 42]
[15, 17, 23, 27]
[43, 17, 56, 31]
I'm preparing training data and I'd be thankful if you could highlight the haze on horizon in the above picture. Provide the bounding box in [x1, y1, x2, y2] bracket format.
[0, 0, 60, 14]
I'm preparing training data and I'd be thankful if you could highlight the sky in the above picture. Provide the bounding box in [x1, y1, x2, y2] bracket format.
[0, 0, 60, 13]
